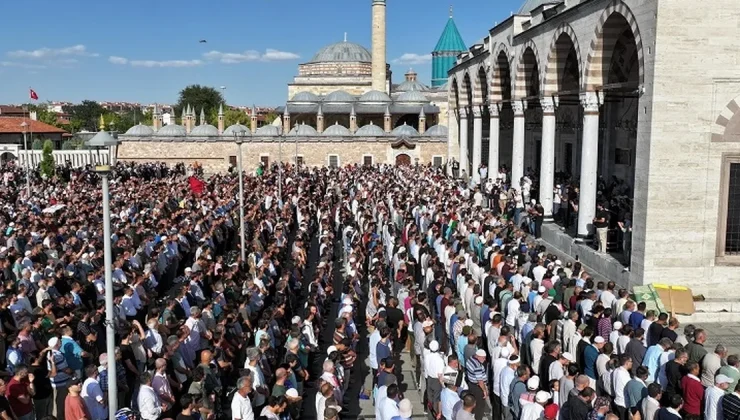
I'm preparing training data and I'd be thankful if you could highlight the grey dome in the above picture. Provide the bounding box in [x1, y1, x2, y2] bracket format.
[396, 80, 430, 92]
[518, 0, 560, 14]
[355, 122, 386, 136]
[391, 123, 420, 137]
[359, 90, 392, 103]
[124, 123, 154, 136]
[291, 91, 320, 102]
[309, 41, 372, 63]
[256, 125, 281, 136]
[156, 124, 187, 137]
[223, 124, 251, 136]
[397, 90, 429, 103]
[322, 122, 351, 136]
[324, 90, 355, 103]
[190, 124, 219, 136]
[424, 124, 449, 137]
[288, 124, 318, 136]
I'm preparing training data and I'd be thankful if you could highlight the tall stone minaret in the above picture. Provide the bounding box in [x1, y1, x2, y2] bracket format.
[217, 104, 224, 134]
[250, 105, 258, 134]
[371, 0, 387, 93]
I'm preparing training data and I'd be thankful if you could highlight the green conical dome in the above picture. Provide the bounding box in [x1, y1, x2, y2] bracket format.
[431, 9, 466, 87]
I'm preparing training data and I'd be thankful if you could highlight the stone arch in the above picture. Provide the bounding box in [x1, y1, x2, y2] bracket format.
[711, 94, 740, 142]
[451, 76, 461, 110]
[461, 71, 473, 108]
[542, 23, 583, 96]
[514, 39, 542, 99]
[473, 64, 490, 106]
[0, 152, 16, 163]
[491, 43, 513, 103]
[583, 0, 644, 91]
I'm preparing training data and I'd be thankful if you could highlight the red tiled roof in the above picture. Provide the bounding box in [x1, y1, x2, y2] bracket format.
[0, 106, 25, 115]
[0, 117, 67, 134]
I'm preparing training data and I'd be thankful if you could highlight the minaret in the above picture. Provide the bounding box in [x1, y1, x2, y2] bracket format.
[217, 104, 224, 134]
[185, 104, 193, 134]
[151, 104, 160, 130]
[371, 0, 387, 93]
[349, 105, 357, 133]
[199, 108, 205, 126]
[250, 105, 258, 134]
[384, 105, 392, 133]
[283, 106, 291, 133]
[419, 106, 427, 134]
[316, 104, 324, 133]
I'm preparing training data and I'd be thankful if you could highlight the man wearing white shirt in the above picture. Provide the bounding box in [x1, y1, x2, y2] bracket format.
[121, 286, 139, 321]
[81, 365, 107, 420]
[706, 374, 733, 420]
[138, 372, 164, 420]
[184, 307, 210, 361]
[612, 355, 634, 420]
[231, 375, 255, 420]
[599, 281, 617, 314]
[379, 384, 401, 420]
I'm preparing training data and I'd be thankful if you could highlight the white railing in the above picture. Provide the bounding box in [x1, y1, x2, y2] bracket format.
[16, 149, 110, 168]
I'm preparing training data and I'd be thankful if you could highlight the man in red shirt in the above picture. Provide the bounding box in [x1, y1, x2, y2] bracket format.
[680, 361, 704, 419]
[5, 364, 34, 420]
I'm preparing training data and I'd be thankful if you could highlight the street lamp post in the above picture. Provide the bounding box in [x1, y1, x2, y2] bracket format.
[19, 122, 30, 198]
[87, 130, 119, 420]
[277, 126, 283, 202]
[234, 131, 246, 263]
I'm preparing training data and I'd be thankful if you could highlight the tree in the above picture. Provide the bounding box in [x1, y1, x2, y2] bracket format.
[22, 103, 63, 128]
[207, 107, 249, 127]
[40, 140, 55, 178]
[63, 100, 105, 132]
[31, 139, 43, 150]
[175, 85, 224, 122]
[263, 111, 278, 125]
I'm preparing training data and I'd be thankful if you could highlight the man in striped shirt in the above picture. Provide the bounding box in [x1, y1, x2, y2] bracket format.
[48, 337, 71, 420]
[465, 349, 489, 420]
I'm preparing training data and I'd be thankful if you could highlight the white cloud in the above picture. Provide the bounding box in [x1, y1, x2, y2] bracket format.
[392, 53, 433, 65]
[130, 59, 203, 68]
[203, 49, 300, 63]
[108, 56, 203, 68]
[8, 44, 98, 59]
[0, 61, 47, 69]
[109, 56, 128, 65]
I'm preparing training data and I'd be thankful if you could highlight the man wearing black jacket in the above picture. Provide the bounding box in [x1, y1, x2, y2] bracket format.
[662, 348, 688, 406]
[561, 387, 594, 420]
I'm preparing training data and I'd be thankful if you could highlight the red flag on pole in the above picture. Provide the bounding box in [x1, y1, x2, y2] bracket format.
[188, 176, 205, 195]
[29, 89, 38, 101]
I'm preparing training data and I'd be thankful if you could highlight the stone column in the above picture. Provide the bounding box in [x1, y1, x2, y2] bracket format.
[488, 103, 500, 176]
[539, 97, 557, 221]
[472, 105, 483, 183]
[577, 91, 602, 240]
[447, 107, 455, 175]
[316, 105, 324, 133]
[511, 100, 527, 188]
[349, 105, 357, 133]
[458, 107, 469, 176]
[283, 109, 291, 134]
[250, 106, 258, 134]
[418, 107, 426, 134]
[217, 104, 224, 134]
[384, 106, 392, 133]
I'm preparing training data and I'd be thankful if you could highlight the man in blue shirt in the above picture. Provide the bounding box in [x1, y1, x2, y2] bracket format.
[584, 336, 604, 380]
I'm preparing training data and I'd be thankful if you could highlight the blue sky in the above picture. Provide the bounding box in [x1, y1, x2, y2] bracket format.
[0, 0, 522, 106]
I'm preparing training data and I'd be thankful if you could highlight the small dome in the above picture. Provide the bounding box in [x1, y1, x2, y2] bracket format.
[391, 123, 420, 137]
[288, 124, 318, 136]
[424, 124, 449, 137]
[324, 90, 355, 103]
[256, 125, 280, 136]
[355, 122, 386, 136]
[156, 124, 187, 137]
[396, 80, 430, 92]
[124, 123, 154, 136]
[322, 122, 351, 136]
[190, 124, 219, 136]
[309, 41, 372, 63]
[359, 90, 392, 103]
[223, 124, 251, 136]
[290, 91, 320, 102]
[397, 90, 429, 103]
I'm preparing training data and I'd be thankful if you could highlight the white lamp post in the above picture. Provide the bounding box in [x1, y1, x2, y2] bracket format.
[234, 131, 246, 263]
[87, 130, 119, 419]
[19, 122, 30, 197]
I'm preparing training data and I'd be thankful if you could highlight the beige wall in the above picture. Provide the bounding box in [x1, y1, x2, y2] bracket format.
[118, 140, 447, 173]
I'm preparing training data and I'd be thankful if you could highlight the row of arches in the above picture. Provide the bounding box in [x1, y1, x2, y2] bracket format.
[451, 0, 644, 108]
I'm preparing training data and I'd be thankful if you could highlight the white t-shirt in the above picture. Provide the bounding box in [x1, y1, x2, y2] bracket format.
[231, 391, 254, 420]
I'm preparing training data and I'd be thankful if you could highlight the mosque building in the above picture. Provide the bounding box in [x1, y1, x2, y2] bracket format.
[117, 1, 467, 171]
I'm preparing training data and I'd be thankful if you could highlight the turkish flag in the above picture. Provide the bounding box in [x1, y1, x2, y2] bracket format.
[188, 176, 205, 195]
[29, 89, 38, 101]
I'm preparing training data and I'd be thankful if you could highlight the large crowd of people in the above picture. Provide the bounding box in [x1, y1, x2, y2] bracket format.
[0, 158, 729, 420]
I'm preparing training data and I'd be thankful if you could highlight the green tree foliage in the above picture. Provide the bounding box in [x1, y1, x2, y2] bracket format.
[63, 100, 105, 131]
[31, 139, 43, 150]
[263, 111, 278, 124]
[40, 140, 55, 178]
[175, 85, 224, 121]
[207, 107, 249, 127]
